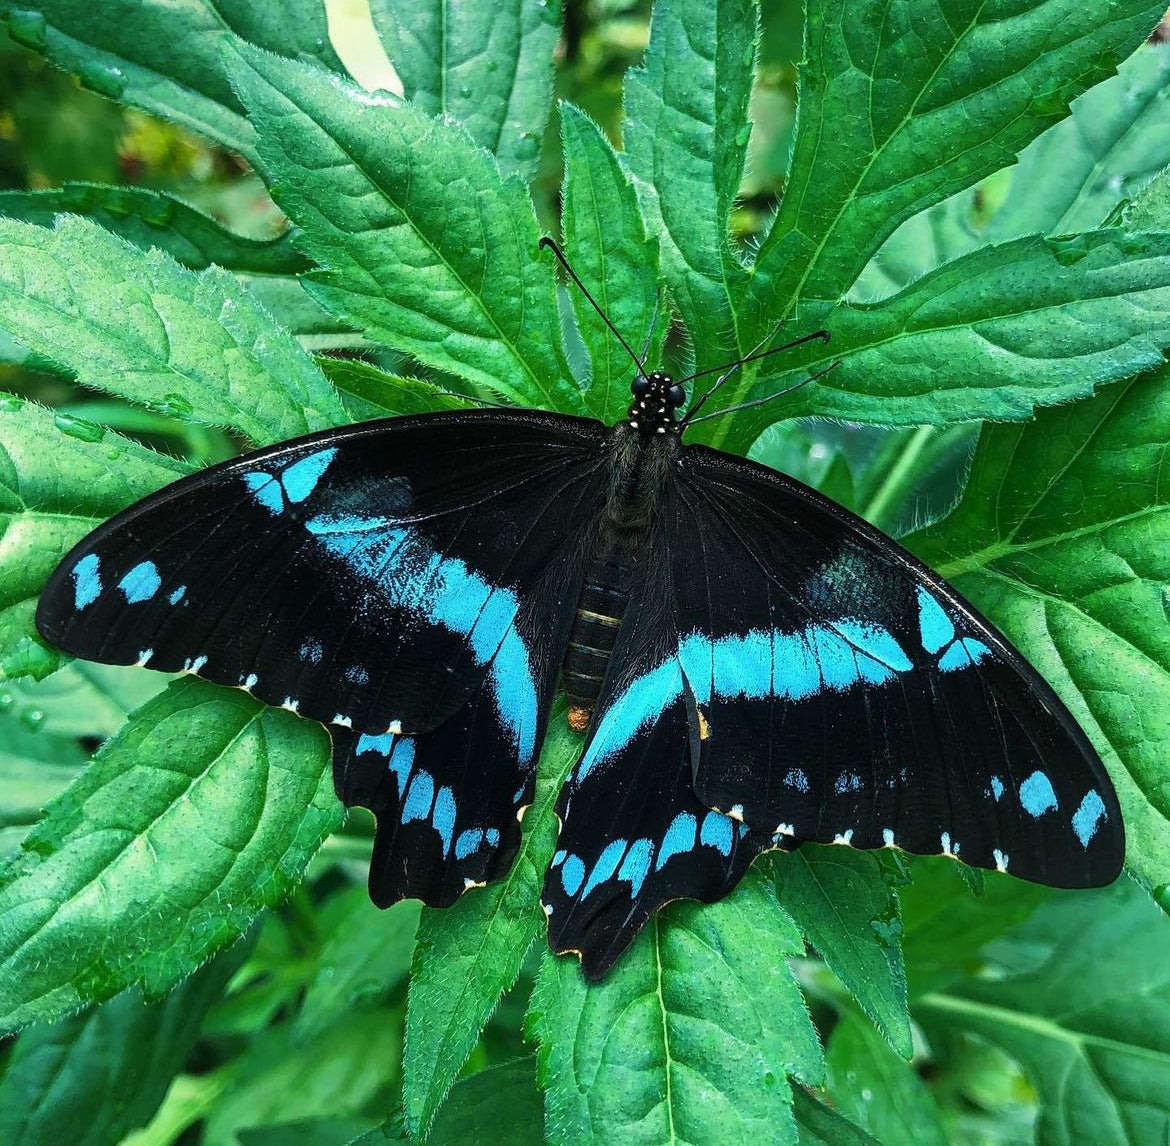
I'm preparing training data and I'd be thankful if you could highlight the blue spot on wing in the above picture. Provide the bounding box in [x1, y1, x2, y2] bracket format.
[118, 561, 161, 603]
[432, 785, 456, 857]
[656, 812, 697, 871]
[938, 638, 992, 672]
[617, 838, 653, 895]
[561, 854, 585, 896]
[699, 811, 733, 856]
[71, 553, 102, 610]
[305, 516, 540, 764]
[581, 839, 627, 899]
[242, 471, 284, 514]
[281, 448, 338, 503]
[168, 585, 187, 605]
[455, 829, 483, 860]
[402, 770, 434, 823]
[1072, 790, 1106, 846]
[1019, 770, 1058, 817]
[917, 587, 954, 653]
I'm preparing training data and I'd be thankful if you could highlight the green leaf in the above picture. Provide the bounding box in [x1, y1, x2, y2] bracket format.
[0, 183, 311, 273]
[529, 868, 822, 1146]
[826, 1008, 948, 1146]
[428, 1058, 545, 1146]
[0, 398, 191, 681]
[0, 722, 83, 857]
[2, 663, 167, 740]
[908, 361, 1170, 897]
[723, 228, 1170, 445]
[295, 890, 419, 1043]
[622, 0, 755, 373]
[792, 1087, 885, 1146]
[917, 879, 1170, 1145]
[984, 44, 1170, 242]
[0, 0, 346, 162]
[402, 718, 579, 1139]
[240, 274, 364, 347]
[899, 859, 1049, 997]
[370, 0, 560, 179]
[0, 678, 340, 1032]
[0, 939, 250, 1146]
[775, 848, 912, 1058]
[559, 103, 664, 423]
[224, 42, 579, 413]
[0, 216, 348, 443]
[204, 1007, 402, 1146]
[317, 358, 474, 420]
[752, 0, 1168, 313]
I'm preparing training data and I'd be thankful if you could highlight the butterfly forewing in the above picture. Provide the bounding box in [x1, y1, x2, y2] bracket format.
[37, 410, 613, 903]
[661, 445, 1123, 888]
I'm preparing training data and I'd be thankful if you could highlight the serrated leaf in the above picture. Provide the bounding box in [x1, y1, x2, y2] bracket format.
[622, 0, 755, 374]
[530, 868, 822, 1146]
[917, 879, 1170, 1145]
[317, 358, 474, 420]
[0, 216, 348, 442]
[402, 718, 578, 1139]
[713, 228, 1170, 448]
[984, 43, 1170, 242]
[752, 0, 1167, 314]
[792, 1087, 885, 1146]
[0, 398, 191, 680]
[908, 361, 1170, 897]
[295, 890, 419, 1043]
[224, 42, 578, 413]
[0, 183, 311, 273]
[0, 938, 250, 1146]
[0, 678, 340, 1032]
[559, 103, 665, 423]
[370, 0, 560, 179]
[775, 848, 912, 1058]
[0, 0, 346, 162]
[826, 1008, 947, 1146]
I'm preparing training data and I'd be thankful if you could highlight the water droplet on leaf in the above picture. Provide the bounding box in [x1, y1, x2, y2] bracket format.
[486, 60, 499, 72]
[735, 124, 752, 148]
[0, 395, 22, 412]
[515, 133, 540, 161]
[80, 61, 126, 100]
[20, 708, 45, 730]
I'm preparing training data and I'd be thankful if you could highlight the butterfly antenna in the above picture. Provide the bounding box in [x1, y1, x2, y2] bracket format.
[684, 359, 842, 426]
[679, 328, 831, 427]
[540, 237, 649, 379]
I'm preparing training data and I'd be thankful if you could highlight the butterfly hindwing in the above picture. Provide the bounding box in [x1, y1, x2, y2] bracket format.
[332, 557, 587, 906]
[653, 445, 1123, 888]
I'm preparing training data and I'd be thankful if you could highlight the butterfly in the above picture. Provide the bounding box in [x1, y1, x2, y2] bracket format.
[35, 238, 1124, 979]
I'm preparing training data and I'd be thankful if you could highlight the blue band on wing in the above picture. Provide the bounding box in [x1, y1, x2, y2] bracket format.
[576, 621, 912, 781]
[307, 515, 539, 763]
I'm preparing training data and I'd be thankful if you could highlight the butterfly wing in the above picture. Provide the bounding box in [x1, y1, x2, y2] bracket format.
[653, 444, 1123, 888]
[38, 410, 612, 901]
[540, 506, 795, 979]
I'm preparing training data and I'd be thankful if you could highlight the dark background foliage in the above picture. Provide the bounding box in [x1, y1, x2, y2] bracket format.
[0, 1, 1169, 1144]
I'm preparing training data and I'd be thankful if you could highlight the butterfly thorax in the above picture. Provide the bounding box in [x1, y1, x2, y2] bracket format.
[562, 419, 677, 731]
[626, 371, 685, 438]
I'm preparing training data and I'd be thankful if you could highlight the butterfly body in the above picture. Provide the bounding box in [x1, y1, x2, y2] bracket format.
[35, 335, 1124, 979]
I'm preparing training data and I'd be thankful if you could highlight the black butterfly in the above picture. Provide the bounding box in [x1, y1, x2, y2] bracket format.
[35, 239, 1124, 979]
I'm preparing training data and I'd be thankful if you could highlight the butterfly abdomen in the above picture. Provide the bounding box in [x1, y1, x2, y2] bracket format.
[562, 561, 630, 731]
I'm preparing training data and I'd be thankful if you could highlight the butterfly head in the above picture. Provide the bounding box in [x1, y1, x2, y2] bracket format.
[628, 372, 686, 437]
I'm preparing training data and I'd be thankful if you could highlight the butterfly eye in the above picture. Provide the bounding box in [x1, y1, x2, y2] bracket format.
[667, 384, 686, 408]
[632, 376, 651, 396]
